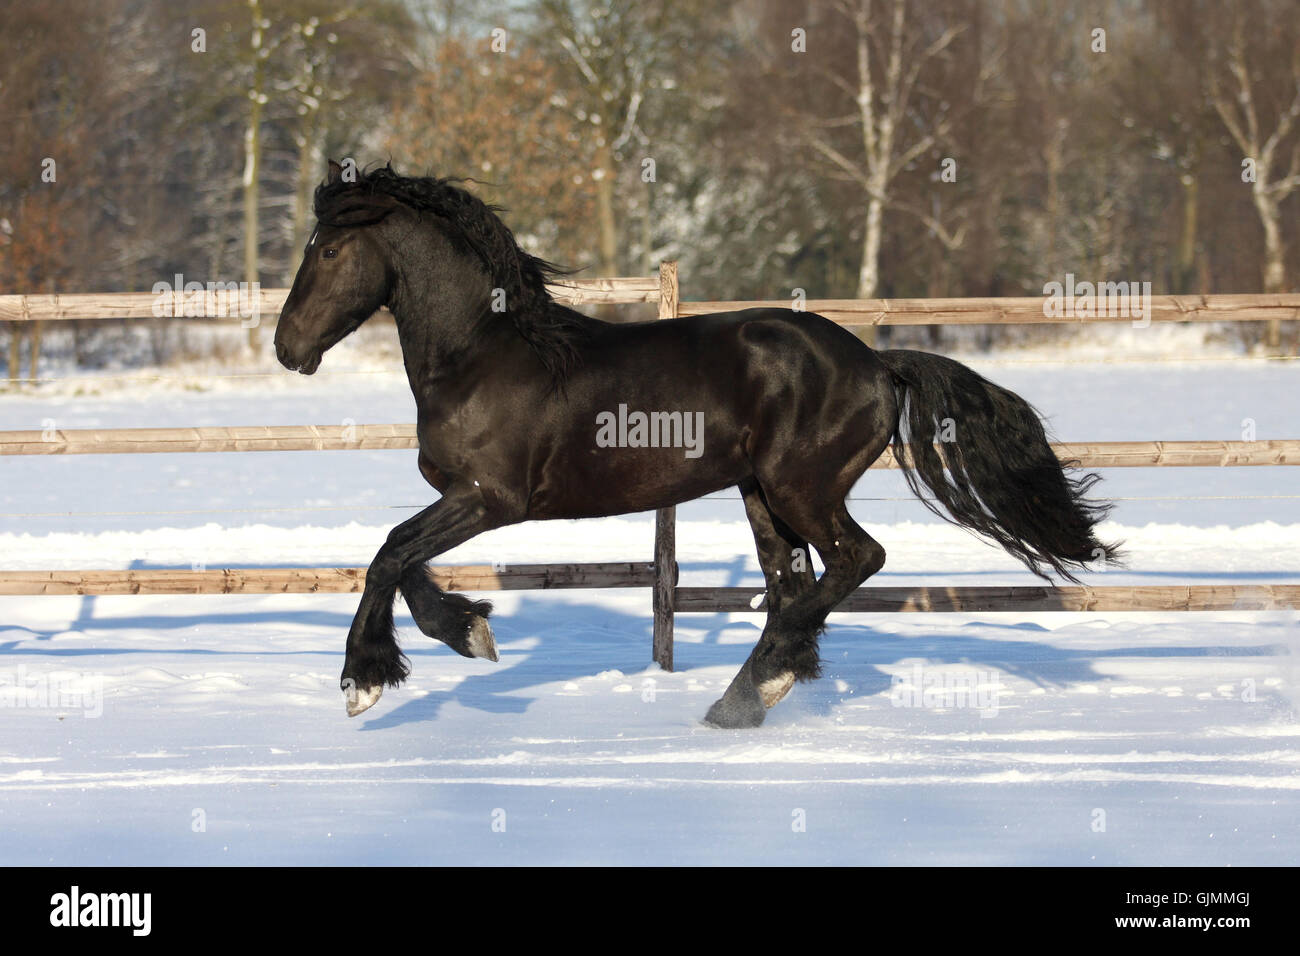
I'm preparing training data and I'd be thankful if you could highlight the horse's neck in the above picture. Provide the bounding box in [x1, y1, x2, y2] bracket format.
[388, 255, 475, 370]
[390, 295, 523, 393]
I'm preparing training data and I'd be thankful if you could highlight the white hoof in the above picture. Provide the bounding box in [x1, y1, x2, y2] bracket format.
[345, 682, 383, 717]
[757, 672, 796, 709]
[467, 616, 499, 662]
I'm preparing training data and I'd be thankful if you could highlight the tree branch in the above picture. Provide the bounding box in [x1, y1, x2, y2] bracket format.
[808, 134, 870, 188]
[884, 194, 968, 249]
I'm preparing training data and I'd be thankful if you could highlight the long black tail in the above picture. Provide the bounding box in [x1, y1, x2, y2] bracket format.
[877, 349, 1122, 582]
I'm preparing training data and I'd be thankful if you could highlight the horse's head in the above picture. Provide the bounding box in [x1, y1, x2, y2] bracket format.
[277, 160, 582, 382]
[274, 161, 399, 375]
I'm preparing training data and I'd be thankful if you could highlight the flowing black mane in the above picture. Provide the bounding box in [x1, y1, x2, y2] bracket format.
[313, 164, 592, 378]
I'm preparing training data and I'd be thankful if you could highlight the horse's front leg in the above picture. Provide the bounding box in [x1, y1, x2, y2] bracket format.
[342, 485, 504, 716]
[399, 567, 498, 661]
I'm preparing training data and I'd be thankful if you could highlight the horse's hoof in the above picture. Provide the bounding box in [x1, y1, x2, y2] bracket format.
[757, 671, 796, 708]
[345, 682, 383, 717]
[702, 693, 766, 729]
[466, 615, 499, 662]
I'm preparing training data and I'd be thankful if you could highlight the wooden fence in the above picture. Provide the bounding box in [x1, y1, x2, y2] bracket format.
[678, 293, 1300, 326]
[3, 270, 1299, 671]
[3, 428, 1297, 465]
[0, 277, 661, 323]
[5, 288, 1298, 326]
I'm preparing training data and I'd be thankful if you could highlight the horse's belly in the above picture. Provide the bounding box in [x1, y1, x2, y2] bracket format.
[528, 445, 747, 519]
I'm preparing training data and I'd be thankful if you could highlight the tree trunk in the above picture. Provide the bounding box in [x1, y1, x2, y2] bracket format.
[641, 177, 653, 276]
[29, 320, 41, 382]
[1254, 189, 1285, 350]
[292, 123, 323, 276]
[7, 325, 19, 385]
[242, 116, 261, 350]
[595, 140, 618, 278]
[856, 192, 884, 346]
[1044, 120, 1065, 279]
[1175, 172, 1198, 294]
[592, 139, 620, 321]
[925, 246, 947, 348]
[242, 0, 265, 351]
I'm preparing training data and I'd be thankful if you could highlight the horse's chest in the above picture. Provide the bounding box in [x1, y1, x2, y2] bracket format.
[413, 414, 498, 489]
[416, 451, 450, 492]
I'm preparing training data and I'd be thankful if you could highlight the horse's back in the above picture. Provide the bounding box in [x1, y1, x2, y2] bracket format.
[586, 306, 884, 376]
[576, 304, 895, 453]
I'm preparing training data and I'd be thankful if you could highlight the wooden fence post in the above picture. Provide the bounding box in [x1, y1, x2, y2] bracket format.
[652, 260, 679, 671]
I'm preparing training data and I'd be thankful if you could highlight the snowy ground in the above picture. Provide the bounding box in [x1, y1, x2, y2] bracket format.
[1, 328, 1298, 865]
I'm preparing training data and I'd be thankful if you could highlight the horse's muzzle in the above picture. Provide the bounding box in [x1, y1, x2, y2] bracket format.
[274, 338, 321, 375]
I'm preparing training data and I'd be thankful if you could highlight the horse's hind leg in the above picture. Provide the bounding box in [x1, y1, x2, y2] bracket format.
[739, 477, 816, 614]
[744, 479, 820, 701]
[700, 480, 817, 729]
[705, 500, 885, 729]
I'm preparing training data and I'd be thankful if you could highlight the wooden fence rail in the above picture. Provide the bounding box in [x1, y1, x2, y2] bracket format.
[0, 277, 661, 323]
[3, 429, 1297, 467]
[678, 294, 1300, 326]
[1, 570, 1295, 613]
[0, 563, 655, 596]
[4, 290, 1298, 326]
[677, 585, 1300, 613]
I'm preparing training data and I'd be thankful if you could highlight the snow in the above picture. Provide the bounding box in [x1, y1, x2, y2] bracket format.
[1, 336, 1298, 864]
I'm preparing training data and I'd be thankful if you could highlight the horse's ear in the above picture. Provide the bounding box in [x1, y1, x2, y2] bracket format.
[326, 159, 343, 184]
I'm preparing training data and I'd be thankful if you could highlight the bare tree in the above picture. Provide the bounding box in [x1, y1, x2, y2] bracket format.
[531, 0, 716, 280]
[1206, 1, 1300, 347]
[801, 0, 981, 308]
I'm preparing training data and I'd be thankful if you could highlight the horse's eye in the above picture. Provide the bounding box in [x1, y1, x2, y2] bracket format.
[323, 248, 338, 259]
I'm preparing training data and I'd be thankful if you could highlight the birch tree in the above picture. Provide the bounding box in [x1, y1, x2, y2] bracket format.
[804, 0, 974, 305]
[242, 0, 269, 349]
[1207, 1, 1300, 348]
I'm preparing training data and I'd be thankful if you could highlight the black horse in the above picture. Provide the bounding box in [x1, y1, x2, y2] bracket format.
[275, 162, 1120, 728]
